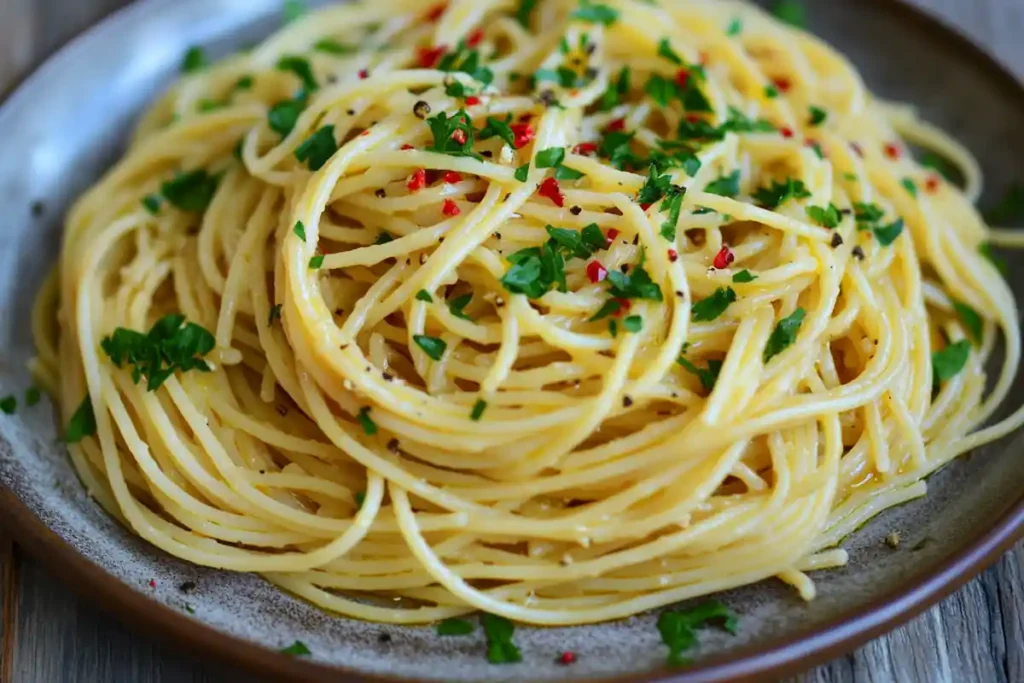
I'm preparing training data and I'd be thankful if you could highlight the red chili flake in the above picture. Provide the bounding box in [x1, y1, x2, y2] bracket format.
[559, 652, 577, 665]
[640, 203, 652, 211]
[538, 177, 565, 207]
[686, 114, 701, 123]
[612, 298, 631, 316]
[713, 246, 735, 269]
[418, 45, 447, 69]
[451, 129, 468, 145]
[780, 126, 794, 139]
[605, 228, 620, 247]
[851, 142, 864, 157]
[773, 77, 791, 92]
[925, 175, 940, 193]
[465, 95, 481, 106]
[884, 143, 901, 160]
[426, 3, 447, 21]
[467, 29, 484, 47]
[359, 69, 369, 79]
[401, 144, 415, 150]
[511, 123, 535, 149]
[148, 579, 157, 589]
[606, 118, 626, 132]
[407, 169, 427, 192]
[443, 171, 462, 183]
[668, 249, 679, 262]
[574, 142, 597, 155]
[586, 261, 608, 283]
[442, 199, 461, 216]
[675, 70, 690, 88]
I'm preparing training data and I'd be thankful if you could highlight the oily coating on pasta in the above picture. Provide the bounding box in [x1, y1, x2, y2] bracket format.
[32, 0, 1020, 626]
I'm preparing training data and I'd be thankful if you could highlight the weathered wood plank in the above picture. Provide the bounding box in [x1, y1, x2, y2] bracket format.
[1, 533, 18, 683]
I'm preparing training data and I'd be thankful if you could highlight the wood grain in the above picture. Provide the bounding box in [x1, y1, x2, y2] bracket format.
[1, 1, 1022, 682]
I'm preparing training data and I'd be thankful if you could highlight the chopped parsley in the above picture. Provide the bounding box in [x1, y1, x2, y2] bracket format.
[100, 315, 215, 391]
[692, 287, 736, 322]
[571, 1, 619, 25]
[953, 301, 983, 344]
[416, 290, 434, 303]
[354, 491, 366, 509]
[314, 38, 356, 55]
[356, 407, 378, 435]
[808, 105, 828, 126]
[268, 93, 308, 137]
[677, 357, 724, 391]
[726, 18, 743, 36]
[515, 163, 530, 182]
[752, 178, 810, 208]
[295, 125, 338, 171]
[873, 218, 905, 246]
[704, 170, 741, 198]
[772, 0, 807, 28]
[657, 38, 683, 66]
[161, 170, 220, 213]
[268, 304, 283, 326]
[414, 335, 447, 361]
[933, 340, 971, 382]
[763, 308, 806, 362]
[448, 293, 474, 320]
[437, 42, 494, 88]
[0, 396, 15, 415]
[806, 203, 841, 229]
[142, 194, 161, 215]
[470, 399, 488, 421]
[853, 202, 885, 225]
[309, 254, 325, 269]
[623, 315, 643, 333]
[479, 116, 516, 148]
[658, 600, 738, 667]
[64, 395, 96, 443]
[181, 47, 207, 73]
[606, 265, 664, 301]
[901, 178, 918, 197]
[277, 55, 318, 91]
[920, 152, 958, 182]
[438, 618, 475, 636]
[732, 269, 757, 283]
[426, 110, 480, 159]
[516, 0, 539, 27]
[536, 147, 566, 168]
[502, 225, 607, 299]
[293, 221, 306, 241]
[482, 613, 521, 664]
[599, 67, 631, 111]
[280, 640, 311, 656]
[764, 85, 779, 99]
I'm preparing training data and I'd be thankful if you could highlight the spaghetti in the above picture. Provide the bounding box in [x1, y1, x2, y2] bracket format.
[31, 0, 1024, 627]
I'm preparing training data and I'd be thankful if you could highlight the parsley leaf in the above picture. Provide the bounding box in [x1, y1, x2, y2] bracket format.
[516, 0, 539, 27]
[280, 640, 311, 656]
[902, 177, 918, 197]
[142, 194, 162, 215]
[571, 2, 619, 25]
[808, 105, 828, 126]
[732, 269, 757, 283]
[920, 152, 958, 182]
[426, 110, 480, 159]
[606, 265, 664, 301]
[763, 308, 806, 362]
[482, 614, 521, 664]
[806, 203, 841, 228]
[295, 125, 338, 171]
[181, 47, 207, 73]
[314, 38, 355, 55]
[953, 301, 983, 344]
[752, 178, 810, 208]
[416, 290, 434, 303]
[772, 0, 807, 28]
[704, 170, 741, 198]
[438, 618, 475, 636]
[309, 254, 325, 269]
[277, 55, 318, 91]
[677, 357, 724, 391]
[414, 335, 447, 361]
[853, 202, 885, 223]
[536, 147, 566, 168]
[64, 395, 97, 443]
[873, 218, 904, 247]
[161, 170, 220, 213]
[599, 67, 631, 111]
[479, 116, 516, 148]
[356, 407, 377, 435]
[692, 287, 736, 321]
[293, 221, 306, 242]
[268, 93, 308, 138]
[268, 304, 283, 326]
[933, 340, 971, 382]
[657, 38, 683, 65]
[726, 18, 743, 36]
[437, 43, 494, 87]
[623, 315, 643, 333]
[0, 396, 15, 414]
[657, 601, 737, 667]
[515, 163, 530, 182]
[470, 399, 487, 421]
[448, 293, 474, 321]
[101, 315, 216, 391]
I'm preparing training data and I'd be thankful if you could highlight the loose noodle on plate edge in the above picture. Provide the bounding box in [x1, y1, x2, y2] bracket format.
[28, 0, 1024, 631]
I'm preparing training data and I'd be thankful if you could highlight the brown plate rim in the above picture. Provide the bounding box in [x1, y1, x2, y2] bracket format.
[2, 1, 1024, 681]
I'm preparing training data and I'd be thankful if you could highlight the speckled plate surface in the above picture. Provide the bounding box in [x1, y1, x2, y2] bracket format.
[2, 1, 1023, 681]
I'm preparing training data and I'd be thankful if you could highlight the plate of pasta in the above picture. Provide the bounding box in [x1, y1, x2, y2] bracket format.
[2, 0, 1024, 681]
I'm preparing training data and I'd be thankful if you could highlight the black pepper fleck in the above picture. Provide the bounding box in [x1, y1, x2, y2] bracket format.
[413, 101, 431, 119]
[622, 396, 634, 408]
[179, 581, 196, 593]
[275, 405, 288, 417]
[378, 632, 392, 643]
[382, 372, 394, 382]
[620, 264, 630, 273]
[570, 206, 582, 216]
[830, 232, 843, 248]
[481, 150, 493, 158]
[852, 245, 865, 260]
[387, 438, 400, 453]
[375, 188, 387, 198]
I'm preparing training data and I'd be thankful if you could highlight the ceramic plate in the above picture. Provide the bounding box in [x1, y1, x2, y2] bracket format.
[1, 1, 1023, 681]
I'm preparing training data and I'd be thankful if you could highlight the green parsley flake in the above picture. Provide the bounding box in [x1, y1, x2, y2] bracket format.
[438, 618, 475, 636]
[356, 407, 378, 435]
[448, 293, 474, 321]
[470, 399, 488, 421]
[952, 301, 983, 345]
[920, 152, 958, 182]
[280, 640, 311, 656]
[101, 315, 215, 391]
[516, 0, 539, 27]
[482, 613, 521, 664]
[753, 178, 810, 208]
[0, 396, 15, 415]
[764, 85, 780, 99]
[416, 290, 434, 303]
[535, 147, 566, 168]
[772, 0, 807, 28]
[571, 1, 619, 25]
[732, 269, 757, 283]
[726, 18, 743, 36]
[314, 38, 355, 55]
[426, 110, 480, 159]
[514, 163, 530, 182]
[692, 287, 736, 322]
[181, 47, 207, 73]
[414, 335, 447, 361]
[704, 170, 741, 198]
[657, 38, 683, 66]
[277, 55, 318, 91]
[806, 203, 841, 229]
[142, 194, 161, 216]
[873, 218, 905, 247]
[808, 105, 828, 126]
[623, 315, 643, 333]
[658, 600, 739, 667]
[479, 116, 516, 148]
[354, 491, 366, 509]
[268, 94, 307, 137]
[933, 340, 971, 382]
[268, 304, 283, 326]
[295, 125, 338, 171]
[677, 357, 724, 391]
[763, 308, 806, 363]
[902, 178, 918, 197]
[293, 221, 306, 242]
[162, 170, 221, 213]
[599, 67, 631, 111]
[65, 395, 97, 443]
[309, 254, 325, 269]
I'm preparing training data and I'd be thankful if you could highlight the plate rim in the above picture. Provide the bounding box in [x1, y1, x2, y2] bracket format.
[2, 1, 1023, 682]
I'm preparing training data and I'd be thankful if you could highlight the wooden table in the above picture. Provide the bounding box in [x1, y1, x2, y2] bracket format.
[1, 1, 1021, 681]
